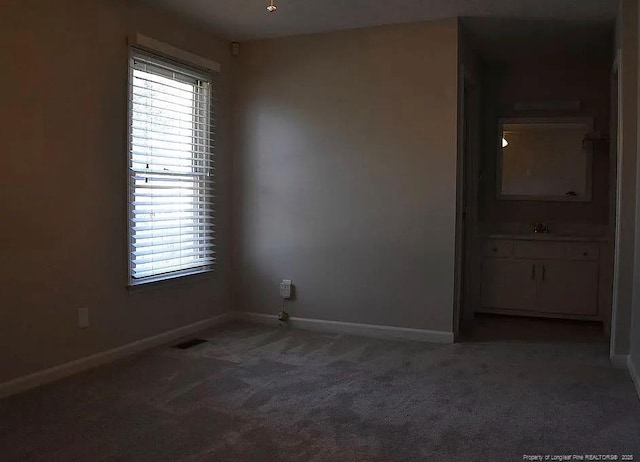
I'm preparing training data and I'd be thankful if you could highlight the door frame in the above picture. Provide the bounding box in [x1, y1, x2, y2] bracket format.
[609, 46, 635, 366]
[454, 65, 481, 338]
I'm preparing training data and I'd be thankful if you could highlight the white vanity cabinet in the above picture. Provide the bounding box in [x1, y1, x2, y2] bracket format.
[534, 260, 598, 316]
[480, 237, 603, 319]
[481, 259, 537, 312]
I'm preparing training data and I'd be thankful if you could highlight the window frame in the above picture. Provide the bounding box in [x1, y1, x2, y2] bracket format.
[126, 47, 216, 287]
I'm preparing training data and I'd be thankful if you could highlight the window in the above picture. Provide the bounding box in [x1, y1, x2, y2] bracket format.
[127, 50, 215, 285]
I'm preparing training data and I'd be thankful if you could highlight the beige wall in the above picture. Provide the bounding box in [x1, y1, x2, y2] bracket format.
[630, 0, 640, 378]
[0, 0, 232, 382]
[232, 20, 459, 333]
[613, 0, 638, 357]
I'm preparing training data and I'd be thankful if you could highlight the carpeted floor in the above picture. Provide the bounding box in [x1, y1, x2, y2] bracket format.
[1, 319, 639, 462]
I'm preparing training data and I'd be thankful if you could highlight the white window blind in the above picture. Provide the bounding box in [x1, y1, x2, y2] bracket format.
[127, 50, 215, 284]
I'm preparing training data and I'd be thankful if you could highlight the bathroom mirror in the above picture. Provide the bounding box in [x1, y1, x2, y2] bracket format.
[497, 117, 593, 201]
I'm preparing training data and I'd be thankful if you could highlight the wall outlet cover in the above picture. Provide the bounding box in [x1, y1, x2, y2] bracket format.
[279, 279, 292, 299]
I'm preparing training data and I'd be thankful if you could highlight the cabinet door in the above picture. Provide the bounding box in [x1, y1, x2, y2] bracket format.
[481, 258, 537, 311]
[536, 260, 598, 316]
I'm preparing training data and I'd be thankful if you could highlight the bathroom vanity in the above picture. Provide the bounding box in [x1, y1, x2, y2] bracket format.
[465, 115, 614, 329]
[479, 234, 607, 320]
[472, 117, 612, 322]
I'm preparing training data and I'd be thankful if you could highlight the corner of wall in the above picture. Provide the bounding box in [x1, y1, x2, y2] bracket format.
[627, 355, 640, 401]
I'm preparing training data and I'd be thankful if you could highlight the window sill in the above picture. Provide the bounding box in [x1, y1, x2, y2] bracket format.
[127, 268, 215, 292]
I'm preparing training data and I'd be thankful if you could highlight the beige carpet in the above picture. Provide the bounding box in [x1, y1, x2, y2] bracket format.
[1, 319, 639, 461]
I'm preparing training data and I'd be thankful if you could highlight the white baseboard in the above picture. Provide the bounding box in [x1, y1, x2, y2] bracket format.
[611, 353, 629, 368]
[234, 311, 454, 344]
[0, 313, 232, 400]
[628, 356, 640, 401]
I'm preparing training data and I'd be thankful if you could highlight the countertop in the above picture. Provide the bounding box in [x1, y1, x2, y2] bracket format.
[483, 233, 609, 243]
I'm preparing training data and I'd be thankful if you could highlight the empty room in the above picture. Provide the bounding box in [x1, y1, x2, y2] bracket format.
[2, 0, 640, 460]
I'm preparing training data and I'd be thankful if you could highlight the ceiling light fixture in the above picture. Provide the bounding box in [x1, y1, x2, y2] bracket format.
[266, 0, 277, 12]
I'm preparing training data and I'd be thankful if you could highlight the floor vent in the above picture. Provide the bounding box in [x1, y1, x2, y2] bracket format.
[172, 338, 207, 349]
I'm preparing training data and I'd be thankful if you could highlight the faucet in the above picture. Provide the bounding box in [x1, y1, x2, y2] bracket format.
[533, 223, 549, 234]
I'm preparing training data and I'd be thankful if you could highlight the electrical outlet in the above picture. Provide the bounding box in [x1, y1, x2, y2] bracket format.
[78, 307, 89, 329]
[279, 279, 292, 299]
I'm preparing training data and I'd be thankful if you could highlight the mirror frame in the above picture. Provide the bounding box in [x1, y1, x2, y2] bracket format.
[496, 117, 594, 202]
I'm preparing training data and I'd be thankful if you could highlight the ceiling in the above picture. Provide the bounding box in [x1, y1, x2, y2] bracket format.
[462, 18, 615, 59]
[144, 0, 618, 42]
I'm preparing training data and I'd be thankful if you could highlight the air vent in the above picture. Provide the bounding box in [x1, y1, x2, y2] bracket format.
[172, 338, 207, 349]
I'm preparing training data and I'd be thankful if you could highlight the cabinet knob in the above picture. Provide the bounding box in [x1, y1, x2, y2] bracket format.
[492, 247, 498, 252]
[583, 252, 588, 257]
